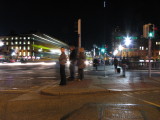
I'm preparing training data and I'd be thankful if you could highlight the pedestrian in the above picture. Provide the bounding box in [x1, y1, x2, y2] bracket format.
[121, 57, 127, 77]
[93, 58, 99, 70]
[59, 47, 67, 85]
[113, 57, 118, 73]
[77, 47, 86, 81]
[68, 45, 77, 81]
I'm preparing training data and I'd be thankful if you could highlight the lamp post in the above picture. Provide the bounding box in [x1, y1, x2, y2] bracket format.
[124, 36, 131, 59]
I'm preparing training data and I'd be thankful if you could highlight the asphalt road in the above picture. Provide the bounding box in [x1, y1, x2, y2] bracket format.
[0, 63, 160, 120]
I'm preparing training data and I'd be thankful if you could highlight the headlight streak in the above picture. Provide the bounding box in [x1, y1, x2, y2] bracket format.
[0, 62, 57, 66]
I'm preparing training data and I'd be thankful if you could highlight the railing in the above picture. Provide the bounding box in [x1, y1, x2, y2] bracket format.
[127, 62, 160, 70]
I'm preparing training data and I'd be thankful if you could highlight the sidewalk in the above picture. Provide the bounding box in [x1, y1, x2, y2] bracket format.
[41, 65, 160, 96]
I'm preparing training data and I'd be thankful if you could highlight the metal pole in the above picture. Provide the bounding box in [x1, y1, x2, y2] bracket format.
[148, 38, 152, 77]
[78, 19, 81, 49]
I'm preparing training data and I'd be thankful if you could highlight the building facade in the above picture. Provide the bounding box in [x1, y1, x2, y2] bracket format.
[0, 33, 69, 61]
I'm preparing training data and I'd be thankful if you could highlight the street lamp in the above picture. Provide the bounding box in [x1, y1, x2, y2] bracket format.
[124, 36, 131, 46]
[124, 36, 132, 58]
[0, 40, 4, 47]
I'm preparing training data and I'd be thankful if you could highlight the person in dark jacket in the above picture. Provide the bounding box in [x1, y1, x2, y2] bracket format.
[77, 47, 86, 81]
[69, 46, 77, 81]
[113, 57, 118, 73]
[121, 57, 127, 77]
[59, 47, 67, 85]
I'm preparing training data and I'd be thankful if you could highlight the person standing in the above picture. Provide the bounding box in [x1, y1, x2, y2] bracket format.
[59, 47, 67, 85]
[69, 46, 77, 81]
[77, 47, 86, 81]
[113, 57, 118, 73]
[121, 57, 127, 77]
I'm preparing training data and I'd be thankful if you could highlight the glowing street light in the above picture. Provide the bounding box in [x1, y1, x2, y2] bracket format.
[118, 44, 123, 51]
[124, 36, 131, 46]
[0, 40, 4, 47]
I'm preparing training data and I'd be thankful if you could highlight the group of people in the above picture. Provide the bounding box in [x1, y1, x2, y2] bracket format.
[58, 46, 86, 86]
[113, 57, 129, 77]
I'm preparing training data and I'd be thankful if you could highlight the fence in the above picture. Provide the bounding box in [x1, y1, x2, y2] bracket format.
[128, 62, 160, 70]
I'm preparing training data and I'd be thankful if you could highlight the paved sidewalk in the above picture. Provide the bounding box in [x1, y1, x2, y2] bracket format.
[41, 65, 160, 96]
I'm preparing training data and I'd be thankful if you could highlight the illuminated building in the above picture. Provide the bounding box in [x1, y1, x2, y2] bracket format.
[0, 33, 69, 61]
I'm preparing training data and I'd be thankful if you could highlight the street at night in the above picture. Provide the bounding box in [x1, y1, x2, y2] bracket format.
[0, 0, 160, 119]
[0, 63, 160, 120]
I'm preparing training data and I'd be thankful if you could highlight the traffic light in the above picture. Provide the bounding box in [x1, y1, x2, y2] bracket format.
[148, 24, 154, 38]
[101, 48, 105, 53]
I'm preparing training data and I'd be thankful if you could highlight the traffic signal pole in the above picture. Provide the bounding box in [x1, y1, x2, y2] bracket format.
[148, 38, 152, 77]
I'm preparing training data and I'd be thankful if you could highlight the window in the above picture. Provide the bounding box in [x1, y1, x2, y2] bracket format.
[23, 41, 26, 44]
[19, 41, 21, 44]
[15, 41, 18, 44]
[28, 41, 30, 44]
[28, 46, 30, 50]
[28, 52, 30, 56]
[6, 42, 9, 45]
[23, 52, 26, 56]
[19, 46, 21, 50]
[23, 46, 26, 50]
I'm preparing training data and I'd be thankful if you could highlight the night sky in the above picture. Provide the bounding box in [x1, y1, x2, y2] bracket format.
[0, 0, 159, 50]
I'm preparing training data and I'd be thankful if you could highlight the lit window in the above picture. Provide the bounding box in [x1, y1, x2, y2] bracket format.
[23, 46, 26, 50]
[28, 37, 30, 39]
[11, 47, 14, 49]
[19, 52, 21, 56]
[20, 37, 22, 39]
[142, 46, 144, 50]
[6, 38, 8, 40]
[23, 41, 26, 44]
[15, 37, 18, 40]
[15, 41, 18, 44]
[28, 52, 30, 56]
[11, 42, 14, 45]
[28, 41, 30, 44]
[19, 46, 21, 50]
[6, 42, 9, 45]
[139, 46, 141, 50]
[28, 46, 30, 50]
[23, 52, 26, 56]
[19, 41, 21, 44]
[11, 37, 14, 40]
[146, 48, 148, 50]
[24, 37, 26, 40]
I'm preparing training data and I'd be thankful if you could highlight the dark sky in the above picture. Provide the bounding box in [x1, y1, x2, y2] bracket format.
[0, 0, 159, 50]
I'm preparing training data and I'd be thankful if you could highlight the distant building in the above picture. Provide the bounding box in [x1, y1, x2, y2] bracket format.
[0, 33, 69, 61]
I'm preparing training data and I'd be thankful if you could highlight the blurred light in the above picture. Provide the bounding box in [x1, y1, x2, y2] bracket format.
[124, 36, 131, 46]
[113, 49, 118, 56]
[0, 41, 4, 47]
[119, 45, 123, 51]
[0, 62, 57, 66]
